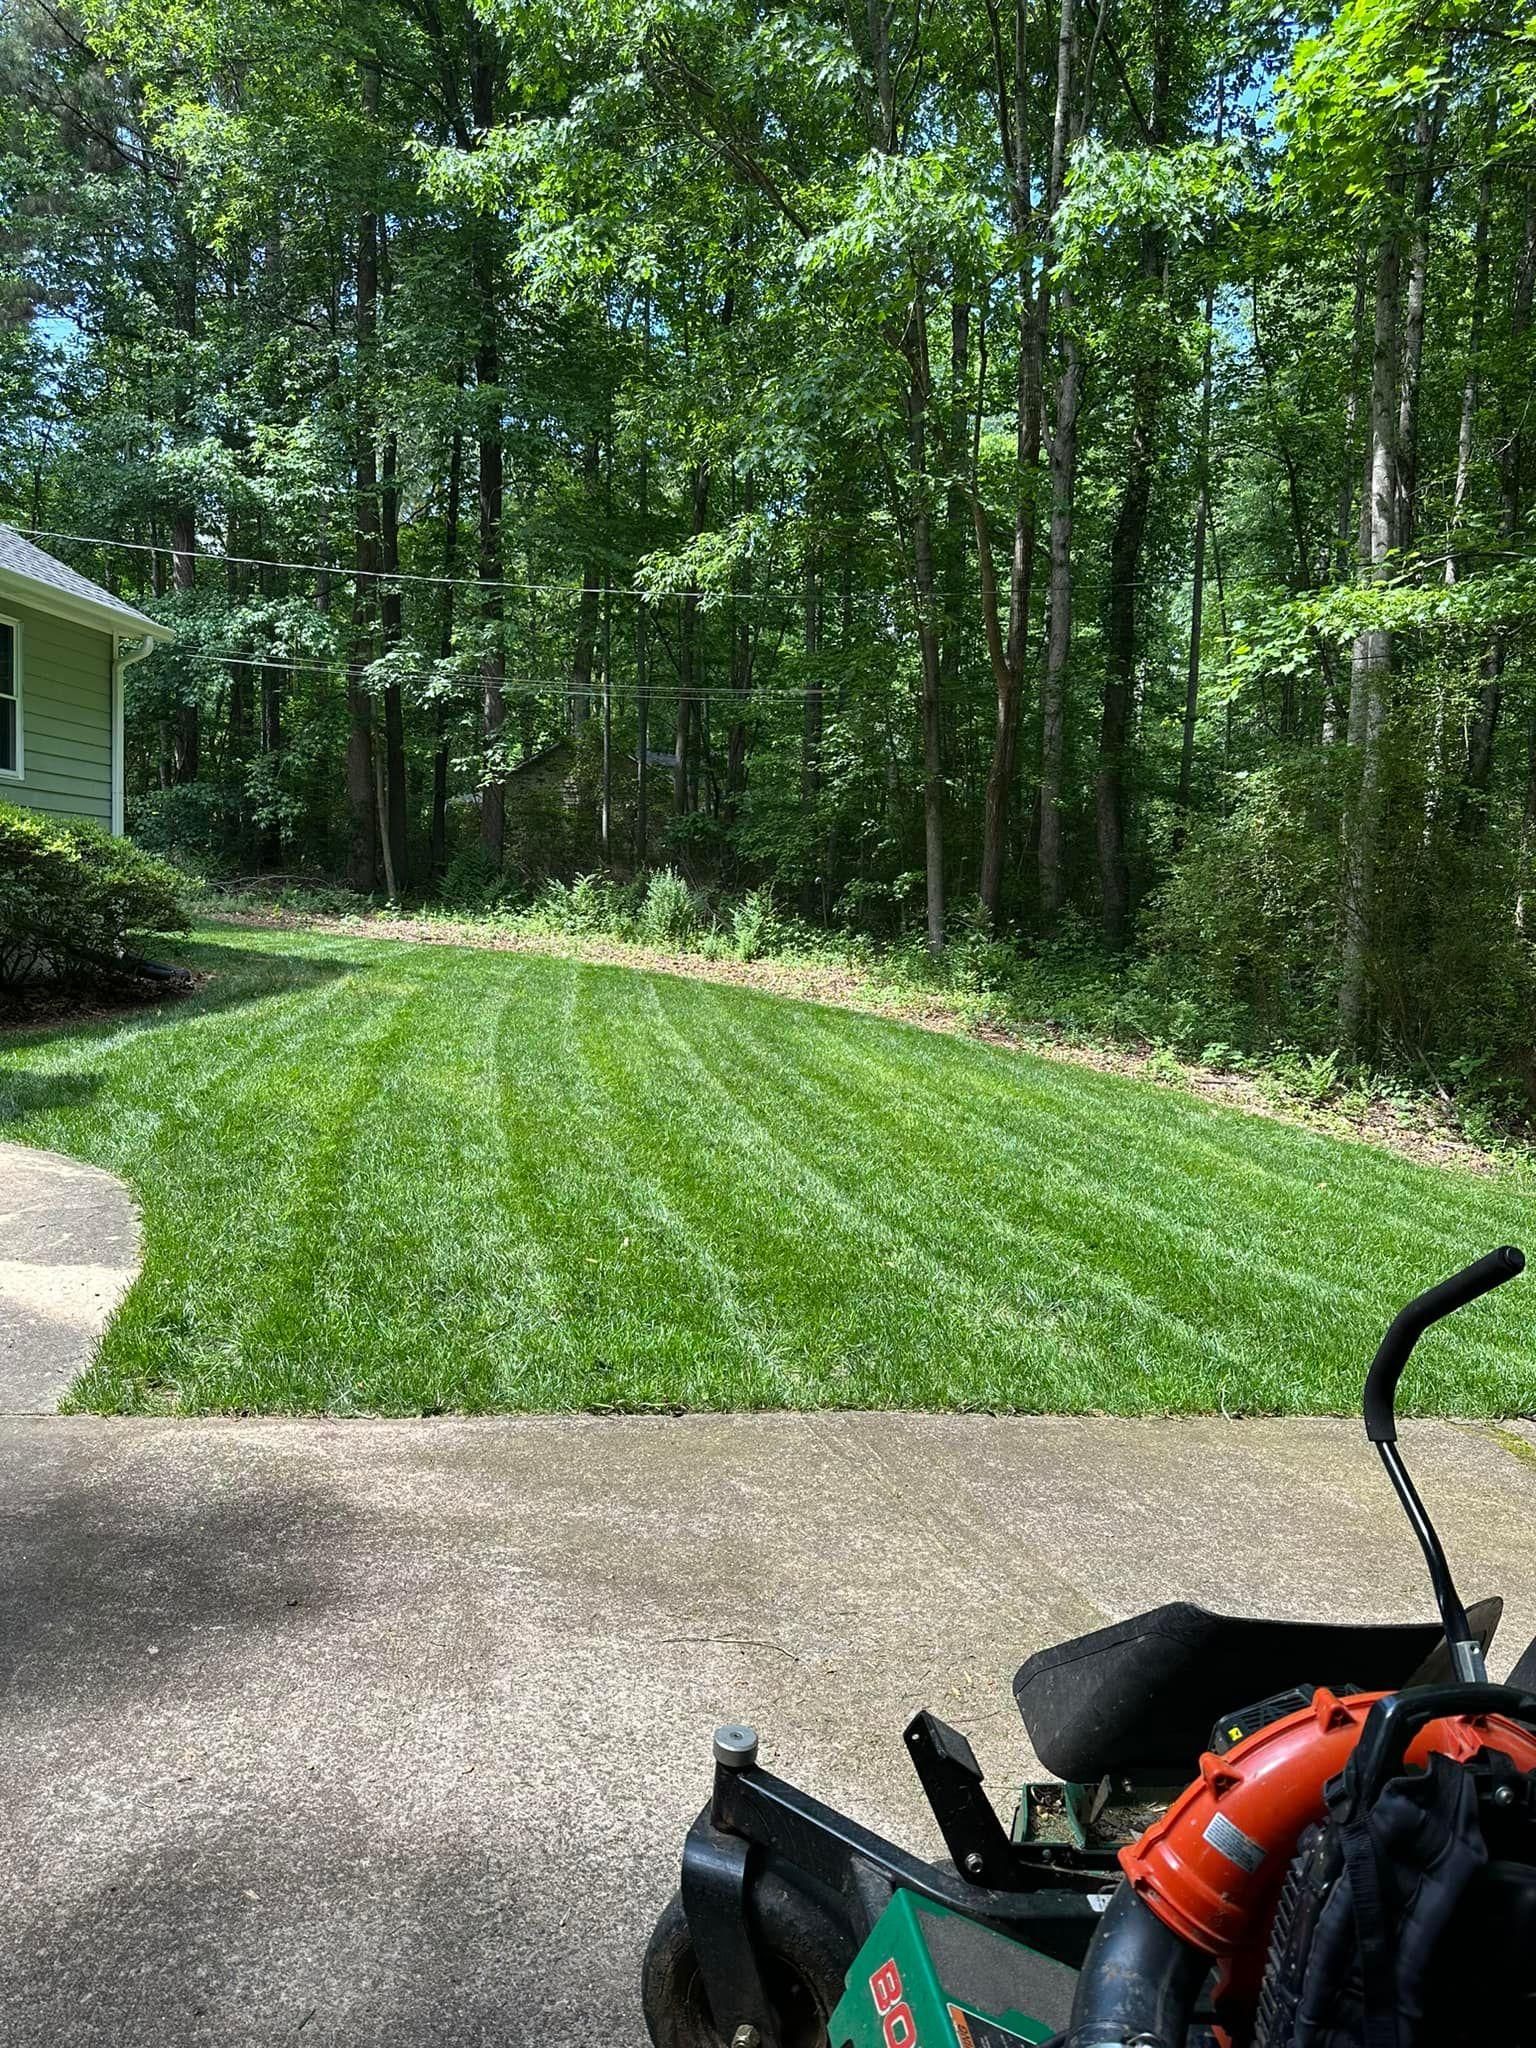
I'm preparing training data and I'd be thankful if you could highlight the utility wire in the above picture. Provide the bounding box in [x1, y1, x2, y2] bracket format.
[146, 644, 889, 705]
[13, 525, 917, 607]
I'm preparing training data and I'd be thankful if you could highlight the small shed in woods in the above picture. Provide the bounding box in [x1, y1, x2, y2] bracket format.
[0, 527, 174, 834]
[497, 733, 673, 876]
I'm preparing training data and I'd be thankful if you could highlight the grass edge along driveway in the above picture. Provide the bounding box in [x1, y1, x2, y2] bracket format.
[0, 922, 1530, 1418]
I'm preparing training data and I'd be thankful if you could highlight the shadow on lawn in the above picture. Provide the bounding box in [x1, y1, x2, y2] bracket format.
[0, 1065, 105, 1120]
[0, 940, 356, 1128]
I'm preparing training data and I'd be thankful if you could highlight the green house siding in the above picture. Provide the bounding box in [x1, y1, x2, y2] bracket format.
[1, 596, 114, 827]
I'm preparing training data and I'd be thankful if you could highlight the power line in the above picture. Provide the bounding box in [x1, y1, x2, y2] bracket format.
[146, 643, 894, 705]
[14, 525, 918, 608]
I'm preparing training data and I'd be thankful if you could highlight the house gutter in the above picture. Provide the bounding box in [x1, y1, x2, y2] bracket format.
[112, 635, 162, 838]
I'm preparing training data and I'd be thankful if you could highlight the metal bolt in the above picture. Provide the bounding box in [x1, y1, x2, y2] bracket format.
[963, 1851, 985, 1878]
[1494, 1782, 1516, 1808]
[713, 1723, 760, 1770]
[731, 2029, 761, 2048]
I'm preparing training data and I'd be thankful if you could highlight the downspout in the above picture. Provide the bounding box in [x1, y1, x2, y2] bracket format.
[113, 635, 158, 837]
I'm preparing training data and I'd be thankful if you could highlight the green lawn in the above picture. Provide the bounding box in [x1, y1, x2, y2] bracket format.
[1, 922, 1531, 1416]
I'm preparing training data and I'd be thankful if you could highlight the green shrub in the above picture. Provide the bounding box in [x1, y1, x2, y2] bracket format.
[440, 841, 519, 909]
[129, 779, 237, 863]
[1270, 1045, 1344, 1105]
[0, 802, 190, 987]
[731, 887, 777, 962]
[521, 873, 641, 937]
[1141, 767, 1340, 1047]
[637, 867, 698, 946]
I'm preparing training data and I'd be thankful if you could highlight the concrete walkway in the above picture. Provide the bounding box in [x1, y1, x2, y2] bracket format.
[0, 1142, 139, 1411]
[3, 1410, 1536, 2046]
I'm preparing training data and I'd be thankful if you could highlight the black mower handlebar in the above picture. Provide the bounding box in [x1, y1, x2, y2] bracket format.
[1364, 1244, 1525, 1444]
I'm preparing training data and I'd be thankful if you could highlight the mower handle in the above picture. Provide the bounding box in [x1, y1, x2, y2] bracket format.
[1364, 1245, 1525, 1445]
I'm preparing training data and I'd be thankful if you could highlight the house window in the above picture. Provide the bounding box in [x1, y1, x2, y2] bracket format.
[0, 618, 18, 778]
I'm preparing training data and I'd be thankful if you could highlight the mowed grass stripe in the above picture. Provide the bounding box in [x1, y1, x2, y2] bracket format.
[656, 976, 1274, 1406]
[68, 957, 421, 1406]
[559, 969, 797, 1397]
[678, 976, 1528, 1409]
[633, 975, 1108, 1402]
[681, 985, 1207, 1363]
[0, 924, 1527, 1417]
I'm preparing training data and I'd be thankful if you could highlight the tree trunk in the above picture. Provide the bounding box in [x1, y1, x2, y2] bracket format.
[432, 420, 463, 878]
[374, 730, 398, 899]
[938, 295, 971, 702]
[258, 539, 283, 865]
[171, 509, 199, 782]
[636, 294, 652, 865]
[1333, 250, 1369, 595]
[600, 573, 612, 855]
[1463, 181, 1536, 828]
[636, 599, 650, 862]
[1395, 101, 1441, 547]
[1322, 255, 1371, 745]
[1180, 78, 1225, 796]
[1096, 30, 1172, 943]
[1339, 193, 1404, 1047]
[346, 90, 380, 895]
[1178, 271, 1216, 812]
[570, 574, 600, 730]
[569, 439, 602, 730]
[472, 33, 506, 867]
[725, 469, 755, 814]
[904, 287, 946, 952]
[1039, 313, 1078, 923]
[800, 544, 823, 916]
[167, 217, 200, 787]
[978, 0, 1039, 925]
[1097, 410, 1150, 943]
[1448, 142, 1494, 580]
[1446, 140, 1496, 831]
[380, 429, 407, 892]
[674, 463, 709, 814]
[1037, 0, 1079, 923]
[476, 273, 505, 866]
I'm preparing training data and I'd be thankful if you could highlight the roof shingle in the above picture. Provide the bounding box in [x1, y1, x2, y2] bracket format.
[0, 527, 170, 636]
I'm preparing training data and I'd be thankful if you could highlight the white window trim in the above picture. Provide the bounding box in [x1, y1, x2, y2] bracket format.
[0, 611, 21, 781]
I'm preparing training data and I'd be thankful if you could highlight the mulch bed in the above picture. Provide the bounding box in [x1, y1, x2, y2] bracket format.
[0, 971, 208, 1035]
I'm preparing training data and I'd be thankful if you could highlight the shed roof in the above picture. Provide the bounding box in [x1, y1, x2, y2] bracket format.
[0, 527, 175, 642]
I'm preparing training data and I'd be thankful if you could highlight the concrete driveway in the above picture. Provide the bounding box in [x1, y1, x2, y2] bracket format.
[4, 1410, 1536, 2046]
[0, 1142, 139, 1412]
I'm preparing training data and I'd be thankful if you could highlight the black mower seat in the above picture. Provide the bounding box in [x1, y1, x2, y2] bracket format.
[1014, 1597, 1503, 1785]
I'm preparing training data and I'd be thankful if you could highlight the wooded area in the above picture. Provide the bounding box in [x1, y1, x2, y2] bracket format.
[3, 0, 1534, 1079]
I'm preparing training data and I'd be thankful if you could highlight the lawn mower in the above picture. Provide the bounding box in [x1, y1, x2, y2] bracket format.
[642, 1245, 1536, 2048]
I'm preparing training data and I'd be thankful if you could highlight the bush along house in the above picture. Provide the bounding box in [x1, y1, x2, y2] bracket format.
[0, 527, 174, 836]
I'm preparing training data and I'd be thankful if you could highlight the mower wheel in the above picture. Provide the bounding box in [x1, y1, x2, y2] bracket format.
[641, 1873, 848, 2048]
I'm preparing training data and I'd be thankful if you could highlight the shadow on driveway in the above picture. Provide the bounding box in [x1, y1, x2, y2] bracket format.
[0, 1458, 351, 1724]
[0, 1425, 665, 2047]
